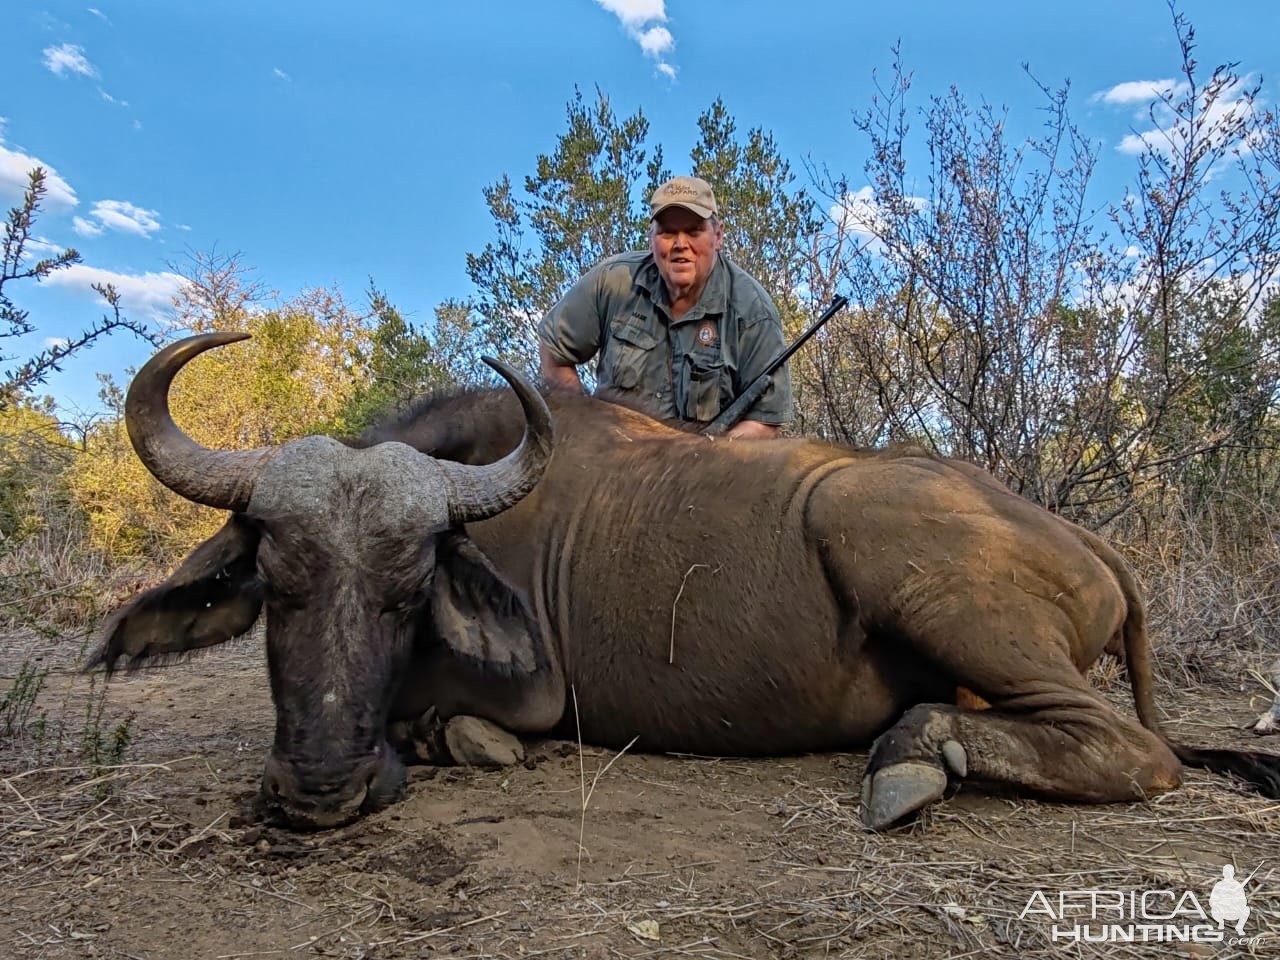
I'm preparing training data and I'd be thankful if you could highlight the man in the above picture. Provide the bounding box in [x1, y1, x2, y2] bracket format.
[538, 176, 792, 438]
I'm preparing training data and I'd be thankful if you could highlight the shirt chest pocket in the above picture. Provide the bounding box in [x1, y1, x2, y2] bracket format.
[605, 322, 661, 391]
[681, 347, 729, 422]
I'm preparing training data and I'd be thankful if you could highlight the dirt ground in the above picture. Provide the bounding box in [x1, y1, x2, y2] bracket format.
[1, 632, 1278, 960]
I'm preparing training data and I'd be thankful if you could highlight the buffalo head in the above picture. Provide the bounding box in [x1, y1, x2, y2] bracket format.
[88, 333, 554, 828]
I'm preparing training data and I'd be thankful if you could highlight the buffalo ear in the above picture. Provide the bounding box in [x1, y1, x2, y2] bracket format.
[86, 515, 264, 674]
[430, 532, 546, 677]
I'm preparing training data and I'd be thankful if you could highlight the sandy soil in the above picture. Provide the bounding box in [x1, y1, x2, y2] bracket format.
[1, 632, 1277, 959]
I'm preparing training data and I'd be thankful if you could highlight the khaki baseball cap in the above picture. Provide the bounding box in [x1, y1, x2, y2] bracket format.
[649, 176, 718, 220]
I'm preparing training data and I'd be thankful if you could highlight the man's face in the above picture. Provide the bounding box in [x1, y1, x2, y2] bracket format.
[650, 207, 722, 301]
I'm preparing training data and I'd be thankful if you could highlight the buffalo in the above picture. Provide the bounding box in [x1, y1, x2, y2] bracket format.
[92, 333, 1280, 830]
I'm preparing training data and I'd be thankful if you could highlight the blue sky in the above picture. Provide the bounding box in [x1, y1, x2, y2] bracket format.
[3, 0, 1277, 415]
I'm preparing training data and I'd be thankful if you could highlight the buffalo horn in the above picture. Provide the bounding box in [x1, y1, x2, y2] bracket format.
[441, 358, 555, 525]
[125, 332, 276, 512]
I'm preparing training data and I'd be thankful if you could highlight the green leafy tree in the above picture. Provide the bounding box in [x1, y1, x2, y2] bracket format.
[428, 298, 510, 388]
[340, 286, 448, 433]
[465, 87, 667, 371]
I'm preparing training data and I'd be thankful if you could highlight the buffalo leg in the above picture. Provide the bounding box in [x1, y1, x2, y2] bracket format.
[808, 469, 1185, 828]
[861, 692, 1182, 829]
[442, 716, 526, 766]
[389, 643, 565, 766]
[859, 574, 1182, 827]
[388, 709, 527, 768]
[857, 579, 1180, 828]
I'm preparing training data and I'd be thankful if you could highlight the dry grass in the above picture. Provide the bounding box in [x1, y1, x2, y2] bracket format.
[572, 684, 640, 892]
[1118, 492, 1280, 686]
[1, 708, 1277, 959]
[0, 531, 156, 636]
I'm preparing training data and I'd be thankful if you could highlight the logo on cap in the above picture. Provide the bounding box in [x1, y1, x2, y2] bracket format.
[650, 176, 718, 220]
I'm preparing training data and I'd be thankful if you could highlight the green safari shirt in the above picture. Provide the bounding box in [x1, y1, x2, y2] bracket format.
[538, 251, 793, 425]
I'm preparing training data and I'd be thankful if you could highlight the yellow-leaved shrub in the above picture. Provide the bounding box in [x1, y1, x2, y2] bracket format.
[0, 403, 72, 541]
[68, 289, 371, 563]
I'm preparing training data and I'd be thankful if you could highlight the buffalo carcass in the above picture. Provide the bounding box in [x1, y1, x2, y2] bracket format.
[91, 334, 1280, 830]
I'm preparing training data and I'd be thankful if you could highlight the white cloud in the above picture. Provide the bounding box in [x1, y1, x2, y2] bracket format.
[42, 43, 98, 79]
[1092, 79, 1188, 105]
[98, 88, 129, 107]
[829, 186, 928, 254]
[273, 67, 292, 82]
[831, 186, 881, 243]
[594, 0, 666, 26]
[88, 8, 111, 24]
[829, 186, 906, 243]
[593, 0, 677, 80]
[23, 237, 65, 259]
[1116, 130, 1160, 156]
[1113, 76, 1258, 158]
[72, 215, 104, 237]
[636, 25, 673, 57]
[44, 336, 72, 350]
[43, 265, 187, 321]
[1097, 74, 1262, 163]
[78, 199, 162, 237]
[0, 140, 78, 209]
[35, 12, 71, 32]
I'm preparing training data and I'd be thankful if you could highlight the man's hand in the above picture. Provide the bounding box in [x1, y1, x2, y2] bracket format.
[726, 420, 779, 440]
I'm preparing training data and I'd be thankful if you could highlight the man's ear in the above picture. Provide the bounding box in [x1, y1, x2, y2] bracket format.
[86, 515, 264, 674]
[429, 532, 547, 678]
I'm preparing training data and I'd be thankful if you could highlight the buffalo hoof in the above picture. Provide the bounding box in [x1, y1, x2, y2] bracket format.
[444, 716, 525, 768]
[860, 761, 948, 831]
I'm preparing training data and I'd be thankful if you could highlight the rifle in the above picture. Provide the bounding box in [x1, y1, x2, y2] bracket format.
[701, 294, 848, 437]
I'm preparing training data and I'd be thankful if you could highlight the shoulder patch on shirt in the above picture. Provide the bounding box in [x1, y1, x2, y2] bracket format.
[696, 320, 719, 348]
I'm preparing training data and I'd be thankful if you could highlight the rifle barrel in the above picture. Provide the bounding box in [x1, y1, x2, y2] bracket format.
[699, 294, 848, 436]
[772, 294, 848, 370]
